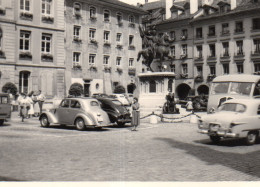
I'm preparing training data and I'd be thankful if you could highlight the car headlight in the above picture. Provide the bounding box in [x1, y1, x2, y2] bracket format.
[198, 120, 204, 129]
[208, 107, 215, 114]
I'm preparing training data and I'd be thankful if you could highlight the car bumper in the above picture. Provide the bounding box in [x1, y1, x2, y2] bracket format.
[198, 129, 238, 138]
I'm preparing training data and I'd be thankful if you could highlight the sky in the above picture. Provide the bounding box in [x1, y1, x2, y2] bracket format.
[119, 0, 145, 6]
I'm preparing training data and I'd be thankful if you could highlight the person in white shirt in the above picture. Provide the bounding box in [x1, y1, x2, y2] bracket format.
[37, 90, 46, 115]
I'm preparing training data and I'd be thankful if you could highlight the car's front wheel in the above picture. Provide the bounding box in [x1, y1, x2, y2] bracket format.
[246, 132, 258, 145]
[75, 118, 86, 131]
[210, 135, 221, 144]
[40, 115, 50, 127]
[117, 121, 125, 127]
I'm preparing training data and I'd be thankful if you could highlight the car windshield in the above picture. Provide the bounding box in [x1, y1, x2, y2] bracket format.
[218, 103, 246, 113]
[112, 100, 123, 106]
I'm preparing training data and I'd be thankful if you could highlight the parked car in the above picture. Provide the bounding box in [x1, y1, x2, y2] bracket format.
[0, 93, 12, 125]
[92, 93, 108, 98]
[39, 97, 111, 130]
[96, 97, 131, 126]
[109, 94, 130, 106]
[198, 99, 260, 145]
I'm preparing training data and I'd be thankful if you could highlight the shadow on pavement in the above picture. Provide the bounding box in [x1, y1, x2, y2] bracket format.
[195, 138, 260, 147]
[0, 176, 23, 181]
[0, 123, 11, 127]
[155, 137, 260, 179]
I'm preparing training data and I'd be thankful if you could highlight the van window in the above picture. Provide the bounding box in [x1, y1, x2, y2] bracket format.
[230, 82, 252, 96]
[211, 82, 229, 94]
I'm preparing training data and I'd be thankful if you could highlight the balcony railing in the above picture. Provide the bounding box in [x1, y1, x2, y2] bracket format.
[220, 53, 230, 60]
[221, 30, 230, 36]
[207, 55, 216, 61]
[128, 68, 136, 76]
[19, 51, 32, 60]
[207, 33, 216, 38]
[234, 52, 244, 59]
[194, 75, 204, 83]
[72, 63, 82, 70]
[180, 35, 188, 40]
[251, 51, 260, 59]
[234, 28, 244, 34]
[194, 56, 203, 61]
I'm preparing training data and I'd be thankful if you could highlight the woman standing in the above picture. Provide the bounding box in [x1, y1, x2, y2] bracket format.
[18, 93, 30, 122]
[131, 97, 140, 131]
[27, 91, 35, 118]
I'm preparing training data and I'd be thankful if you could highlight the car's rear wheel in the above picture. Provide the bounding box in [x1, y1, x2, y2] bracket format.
[210, 135, 221, 144]
[0, 119, 4, 125]
[40, 115, 50, 127]
[246, 132, 258, 145]
[75, 118, 86, 131]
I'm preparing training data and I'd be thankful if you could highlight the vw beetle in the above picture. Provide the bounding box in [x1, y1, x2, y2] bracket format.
[39, 97, 111, 130]
[198, 99, 260, 145]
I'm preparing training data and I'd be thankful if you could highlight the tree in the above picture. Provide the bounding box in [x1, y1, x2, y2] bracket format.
[69, 83, 83, 97]
[114, 85, 126, 94]
[2, 82, 18, 96]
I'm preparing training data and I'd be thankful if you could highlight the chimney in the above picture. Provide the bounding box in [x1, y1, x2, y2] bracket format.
[166, 0, 174, 19]
[190, 0, 198, 14]
[231, 0, 237, 10]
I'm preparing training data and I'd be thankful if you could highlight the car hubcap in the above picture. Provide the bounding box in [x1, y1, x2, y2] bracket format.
[42, 118, 47, 125]
[77, 120, 84, 129]
[248, 134, 256, 142]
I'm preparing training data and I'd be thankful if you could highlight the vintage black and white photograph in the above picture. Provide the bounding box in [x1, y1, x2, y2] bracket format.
[1, 0, 260, 183]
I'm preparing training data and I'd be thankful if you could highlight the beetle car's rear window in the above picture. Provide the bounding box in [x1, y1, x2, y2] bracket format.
[90, 101, 99, 106]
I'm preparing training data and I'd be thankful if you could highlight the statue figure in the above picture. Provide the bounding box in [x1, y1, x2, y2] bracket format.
[163, 91, 179, 114]
[137, 25, 174, 72]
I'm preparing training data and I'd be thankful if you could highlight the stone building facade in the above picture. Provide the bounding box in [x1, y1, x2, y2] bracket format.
[64, 0, 145, 97]
[0, 0, 65, 98]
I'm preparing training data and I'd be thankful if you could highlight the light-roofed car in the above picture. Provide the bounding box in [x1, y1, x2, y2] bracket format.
[39, 97, 111, 130]
[198, 99, 260, 145]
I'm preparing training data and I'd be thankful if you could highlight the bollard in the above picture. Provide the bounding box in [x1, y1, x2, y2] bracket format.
[150, 112, 158, 124]
[189, 114, 198, 124]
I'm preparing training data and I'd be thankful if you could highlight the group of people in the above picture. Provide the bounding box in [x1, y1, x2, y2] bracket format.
[17, 90, 45, 122]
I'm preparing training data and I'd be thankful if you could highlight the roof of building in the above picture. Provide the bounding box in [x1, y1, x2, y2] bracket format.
[95, 0, 147, 14]
[140, 0, 166, 11]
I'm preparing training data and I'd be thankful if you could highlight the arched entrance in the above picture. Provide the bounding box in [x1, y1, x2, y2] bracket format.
[176, 83, 191, 100]
[127, 83, 136, 94]
[197, 85, 209, 95]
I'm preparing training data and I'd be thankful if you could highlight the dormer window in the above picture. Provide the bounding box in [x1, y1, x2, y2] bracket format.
[208, 25, 216, 37]
[73, 2, 81, 17]
[90, 6, 96, 19]
[104, 10, 110, 22]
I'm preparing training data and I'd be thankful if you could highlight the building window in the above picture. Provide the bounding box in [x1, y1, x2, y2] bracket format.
[181, 44, 187, 55]
[210, 65, 216, 75]
[170, 31, 175, 39]
[209, 44, 216, 57]
[253, 18, 260, 30]
[149, 80, 156, 93]
[20, 0, 30, 12]
[73, 26, 81, 40]
[129, 15, 135, 23]
[170, 46, 175, 56]
[196, 45, 203, 58]
[19, 71, 30, 94]
[117, 12, 122, 23]
[253, 39, 260, 54]
[41, 34, 52, 53]
[170, 64, 175, 73]
[236, 40, 244, 55]
[89, 28, 96, 40]
[116, 57, 121, 66]
[89, 54, 96, 65]
[129, 35, 134, 46]
[255, 63, 260, 73]
[235, 21, 243, 33]
[197, 66, 203, 76]
[237, 64, 244, 74]
[116, 33, 122, 43]
[208, 25, 215, 36]
[73, 2, 81, 16]
[196, 27, 203, 38]
[104, 31, 110, 42]
[103, 55, 110, 65]
[222, 23, 229, 35]
[182, 64, 188, 74]
[42, 0, 52, 15]
[129, 58, 134, 67]
[222, 42, 229, 56]
[104, 10, 110, 22]
[181, 29, 188, 40]
[223, 64, 229, 74]
[20, 30, 31, 51]
[90, 6, 96, 18]
[73, 52, 81, 64]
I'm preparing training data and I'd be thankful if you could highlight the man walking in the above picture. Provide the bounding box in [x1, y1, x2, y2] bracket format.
[37, 90, 45, 115]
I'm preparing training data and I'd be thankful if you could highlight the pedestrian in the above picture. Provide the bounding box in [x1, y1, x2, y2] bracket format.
[27, 91, 35, 118]
[17, 93, 23, 117]
[37, 90, 45, 115]
[32, 92, 40, 117]
[18, 93, 30, 122]
[186, 98, 193, 112]
[131, 97, 140, 131]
